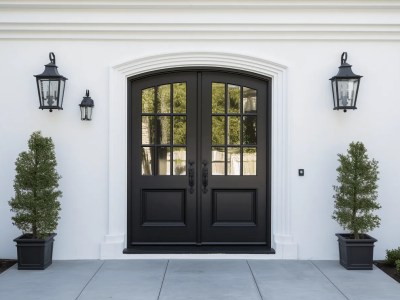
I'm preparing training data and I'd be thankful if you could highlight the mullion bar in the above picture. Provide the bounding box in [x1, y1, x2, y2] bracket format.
[170, 84, 173, 175]
[154, 85, 159, 175]
[224, 83, 228, 176]
[240, 86, 244, 176]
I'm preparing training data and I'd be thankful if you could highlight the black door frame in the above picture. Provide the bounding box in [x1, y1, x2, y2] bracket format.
[126, 67, 273, 253]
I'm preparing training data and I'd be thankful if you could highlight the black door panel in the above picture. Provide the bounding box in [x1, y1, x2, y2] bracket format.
[128, 70, 270, 247]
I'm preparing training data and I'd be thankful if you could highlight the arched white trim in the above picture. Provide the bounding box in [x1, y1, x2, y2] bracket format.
[101, 52, 297, 259]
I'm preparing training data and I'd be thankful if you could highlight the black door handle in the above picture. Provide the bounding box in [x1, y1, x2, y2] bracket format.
[202, 160, 208, 193]
[188, 160, 195, 194]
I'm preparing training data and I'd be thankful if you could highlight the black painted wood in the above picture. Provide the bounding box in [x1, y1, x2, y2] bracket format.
[124, 245, 275, 254]
[201, 72, 268, 244]
[128, 69, 271, 250]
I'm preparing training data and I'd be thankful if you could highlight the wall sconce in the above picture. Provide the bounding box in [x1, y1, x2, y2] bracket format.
[34, 52, 68, 112]
[79, 90, 94, 121]
[329, 52, 362, 112]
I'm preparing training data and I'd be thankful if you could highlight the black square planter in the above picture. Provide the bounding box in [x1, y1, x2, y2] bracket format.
[336, 233, 377, 270]
[14, 233, 56, 270]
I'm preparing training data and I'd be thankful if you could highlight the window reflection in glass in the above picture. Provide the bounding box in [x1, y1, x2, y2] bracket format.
[142, 116, 155, 145]
[212, 147, 225, 175]
[173, 147, 186, 175]
[173, 83, 186, 113]
[228, 85, 240, 113]
[157, 116, 171, 145]
[243, 116, 257, 145]
[212, 83, 225, 113]
[212, 116, 225, 145]
[142, 87, 155, 113]
[158, 147, 171, 175]
[228, 116, 240, 145]
[157, 84, 170, 113]
[243, 147, 256, 175]
[141, 147, 153, 175]
[243, 87, 257, 113]
[173, 116, 186, 145]
[227, 147, 241, 175]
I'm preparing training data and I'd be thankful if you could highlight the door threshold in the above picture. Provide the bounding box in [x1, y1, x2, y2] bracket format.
[123, 245, 275, 254]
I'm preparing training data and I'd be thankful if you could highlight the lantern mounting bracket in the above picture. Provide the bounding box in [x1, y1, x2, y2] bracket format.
[49, 52, 56, 64]
[341, 52, 347, 64]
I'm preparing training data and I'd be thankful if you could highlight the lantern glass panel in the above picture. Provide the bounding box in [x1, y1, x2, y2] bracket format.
[59, 80, 65, 108]
[331, 81, 337, 107]
[337, 79, 359, 107]
[80, 106, 93, 120]
[39, 79, 60, 108]
[87, 106, 93, 120]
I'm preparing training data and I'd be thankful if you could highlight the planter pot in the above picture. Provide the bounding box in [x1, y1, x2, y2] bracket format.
[14, 233, 56, 270]
[336, 233, 377, 270]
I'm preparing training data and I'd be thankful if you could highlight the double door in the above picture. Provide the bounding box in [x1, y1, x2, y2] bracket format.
[128, 70, 269, 247]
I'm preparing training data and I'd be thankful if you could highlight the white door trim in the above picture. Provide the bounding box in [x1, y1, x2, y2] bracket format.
[101, 52, 297, 259]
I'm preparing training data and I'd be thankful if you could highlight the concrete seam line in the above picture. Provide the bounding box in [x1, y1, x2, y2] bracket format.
[310, 261, 350, 300]
[75, 261, 106, 300]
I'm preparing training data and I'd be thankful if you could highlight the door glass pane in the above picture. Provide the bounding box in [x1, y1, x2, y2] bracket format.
[243, 147, 257, 175]
[173, 83, 186, 113]
[212, 116, 225, 145]
[227, 147, 241, 175]
[157, 116, 171, 145]
[228, 116, 240, 145]
[142, 116, 155, 145]
[157, 84, 171, 113]
[173, 116, 186, 145]
[158, 147, 171, 175]
[142, 87, 155, 113]
[243, 87, 257, 113]
[212, 83, 225, 113]
[212, 147, 225, 175]
[228, 85, 240, 113]
[173, 147, 186, 175]
[141, 147, 154, 175]
[243, 116, 257, 145]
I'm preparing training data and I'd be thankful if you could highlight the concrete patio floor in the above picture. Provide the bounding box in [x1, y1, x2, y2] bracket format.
[0, 260, 399, 300]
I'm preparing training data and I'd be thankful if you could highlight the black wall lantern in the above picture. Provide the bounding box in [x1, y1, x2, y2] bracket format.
[79, 90, 94, 121]
[330, 52, 362, 112]
[34, 52, 68, 112]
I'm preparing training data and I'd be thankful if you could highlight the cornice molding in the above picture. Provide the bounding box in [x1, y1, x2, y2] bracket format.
[1, 0, 400, 10]
[1, 23, 400, 41]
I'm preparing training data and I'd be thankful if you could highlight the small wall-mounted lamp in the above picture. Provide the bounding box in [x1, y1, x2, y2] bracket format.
[79, 90, 94, 121]
[329, 52, 362, 112]
[34, 52, 68, 112]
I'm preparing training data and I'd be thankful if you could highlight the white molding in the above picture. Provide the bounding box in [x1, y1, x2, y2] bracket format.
[1, 0, 400, 9]
[101, 51, 297, 259]
[2, 23, 400, 41]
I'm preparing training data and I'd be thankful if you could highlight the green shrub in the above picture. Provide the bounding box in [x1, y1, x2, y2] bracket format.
[332, 142, 381, 239]
[395, 259, 400, 275]
[396, 260, 400, 275]
[8, 131, 62, 239]
[386, 247, 400, 266]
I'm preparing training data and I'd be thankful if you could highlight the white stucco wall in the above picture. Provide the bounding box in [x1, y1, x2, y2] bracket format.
[1, 0, 400, 260]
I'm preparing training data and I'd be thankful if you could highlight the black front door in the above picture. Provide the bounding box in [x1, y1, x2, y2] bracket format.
[128, 69, 270, 248]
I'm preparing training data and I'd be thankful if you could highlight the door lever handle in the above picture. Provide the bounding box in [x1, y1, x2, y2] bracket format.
[188, 160, 195, 194]
[202, 160, 208, 193]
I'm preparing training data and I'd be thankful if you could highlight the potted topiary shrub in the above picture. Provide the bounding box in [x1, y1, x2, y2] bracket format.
[332, 141, 381, 270]
[9, 131, 62, 270]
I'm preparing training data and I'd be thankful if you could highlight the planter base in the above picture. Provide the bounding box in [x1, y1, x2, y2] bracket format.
[14, 233, 56, 270]
[336, 233, 377, 270]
